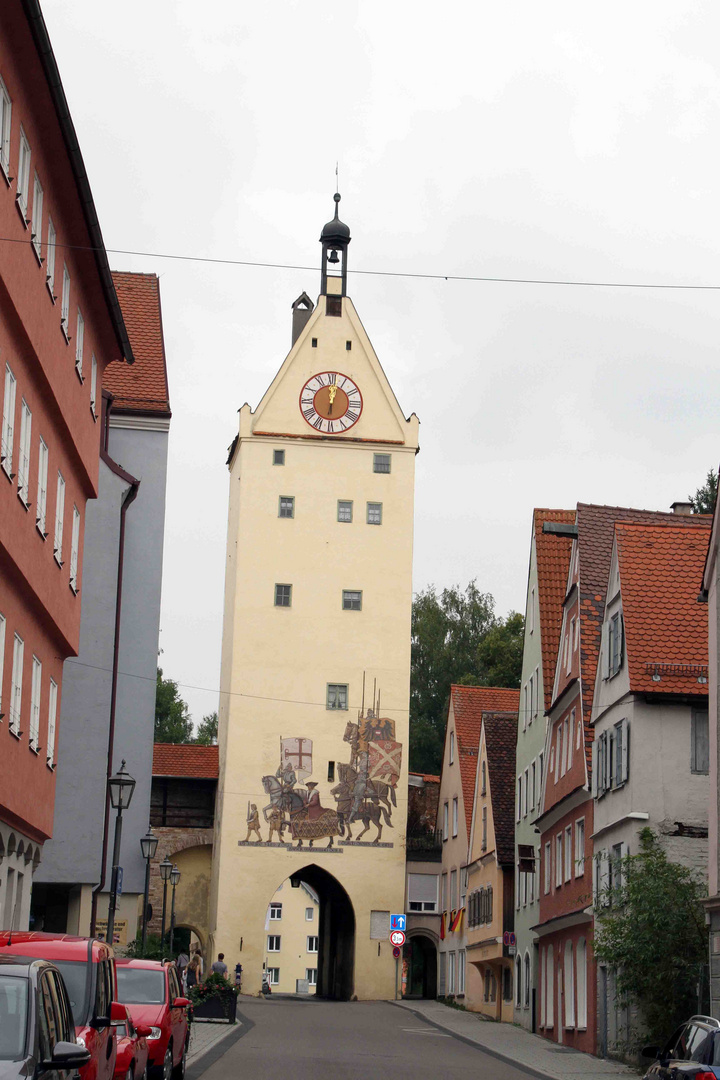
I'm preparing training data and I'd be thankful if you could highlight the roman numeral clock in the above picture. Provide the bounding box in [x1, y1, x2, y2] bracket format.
[299, 371, 363, 433]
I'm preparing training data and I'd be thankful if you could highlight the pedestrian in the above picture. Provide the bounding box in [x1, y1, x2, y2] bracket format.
[235, 963, 242, 991]
[193, 945, 204, 982]
[185, 952, 201, 990]
[176, 949, 189, 992]
[211, 952, 228, 977]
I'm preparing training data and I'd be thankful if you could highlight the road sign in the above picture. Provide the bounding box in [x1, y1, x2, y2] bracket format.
[390, 930, 406, 947]
[390, 914, 406, 931]
[392, 946, 401, 959]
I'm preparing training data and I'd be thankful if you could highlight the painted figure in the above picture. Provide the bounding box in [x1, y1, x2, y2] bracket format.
[245, 803, 263, 843]
[265, 805, 285, 843]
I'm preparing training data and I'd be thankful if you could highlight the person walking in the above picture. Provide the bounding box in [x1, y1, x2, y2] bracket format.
[211, 953, 228, 977]
[176, 949, 189, 993]
[185, 951, 201, 990]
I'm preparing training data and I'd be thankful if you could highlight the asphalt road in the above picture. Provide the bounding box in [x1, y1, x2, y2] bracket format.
[194, 998, 544, 1080]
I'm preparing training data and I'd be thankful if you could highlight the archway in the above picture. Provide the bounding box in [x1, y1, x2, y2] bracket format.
[271, 864, 355, 1001]
[402, 934, 437, 999]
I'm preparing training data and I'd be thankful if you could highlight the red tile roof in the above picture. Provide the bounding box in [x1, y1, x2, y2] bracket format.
[152, 743, 219, 778]
[615, 521, 710, 696]
[450, 685, 520, 841]
[409, 773, 440, 784]
[482, 712, 518, 865]
[534, 509, 575, 711]
[105, 273, 171, 415]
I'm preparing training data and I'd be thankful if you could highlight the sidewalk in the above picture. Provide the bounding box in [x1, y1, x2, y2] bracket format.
[392, 1000, 639, 1080]
[187, 1012, 242, 1070]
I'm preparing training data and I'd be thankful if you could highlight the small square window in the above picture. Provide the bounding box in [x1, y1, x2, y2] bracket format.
[269, 903, 282, 920]
[279, 496, 295, 518]
[342, 590, 362, 611]
[273, 449, 285, 466]
[311, 338, 318, 348]
[267, 935, 281, 952]
[275, 584, 292, 607]
[373, 453, 391, 474]
[326, 296, 342, 317]
[327, 761, 335, 782]
[367, 502, 382, 525]
[327, 683, 348, 710]
[305, 907, 314, 922]
[337, 500, 353, 523]
[346, 341, 352, 351]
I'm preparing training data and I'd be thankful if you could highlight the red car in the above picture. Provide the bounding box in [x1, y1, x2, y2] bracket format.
[114, 1003, 152, 1080]
[115, 959, 190, 1080]
[0, 931, 119, 1080]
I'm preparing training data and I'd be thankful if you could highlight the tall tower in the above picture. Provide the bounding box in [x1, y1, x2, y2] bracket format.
[209, 197, 419, 999]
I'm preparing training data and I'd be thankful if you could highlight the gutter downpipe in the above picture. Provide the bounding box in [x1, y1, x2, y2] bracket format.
[90, 477, 139, 938]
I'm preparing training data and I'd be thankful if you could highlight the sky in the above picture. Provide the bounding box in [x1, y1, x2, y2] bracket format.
[42, 0, 720, 727]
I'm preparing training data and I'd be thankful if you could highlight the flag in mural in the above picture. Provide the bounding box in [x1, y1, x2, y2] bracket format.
[280, 737, 313, 780]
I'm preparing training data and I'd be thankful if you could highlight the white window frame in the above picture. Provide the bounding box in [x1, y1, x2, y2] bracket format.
[54, 472, 65, 564]
[564, 825, 572, 882]
[0, 613, 5, 717]
[36, 437, 48, 535]
[449, 729, 454, 764]
[516, 777, 522, 823]
[46, 218, 56, 296]
[561, 717, 569, 775]
[90, 355, 97, 417]
[269, 903, 282, 920]
[544, 841, 551, 894]
[61, 265, 71, 335]
[528, 673, 533, 728]
[17, 127, 30, 218]
[555, 833, 563, 888]
[31, 173, 43, 258]
[366, 501, 382, 525]
[481, 806, 487, 851]
[17, 399, 31, 505]
[452, 796, 458, 838]
[266, 935, 281, 952]
[607, 611, 623, 677]
[567, 709, 574, 770]
[442, 802, 448, 841]
[47, 677, 57, 767]
[337, 499, 352, 523]
[30, 655, 41, 750]
[305, 907, 314, 921]
[306, 936, 319, 953]
[575, 818, 585, 877]
[69, 505, 80, 592]
[2, 362, 17, 476]
[458, 950, 466, 995]
[75, 309, 84, 376]
[534, 666, 540, 718]
[564, 941, 575, 1028]
[529, 586, 535, 633]
[567, 619, 575, 673]
[523, 768, 529, 816]
[523, 682, 528, 731]
[305, 968, 317, 985]
[326, 683, 348, 710]
[266, 967, 279, 985]
[530, 760, 536, 811]
[0, 76, 11, 176]
[448, 951, 456, 994]
[10, 633, 24, 735]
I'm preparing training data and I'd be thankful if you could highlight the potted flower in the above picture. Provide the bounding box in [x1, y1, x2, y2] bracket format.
[188, 972, 239, 1023]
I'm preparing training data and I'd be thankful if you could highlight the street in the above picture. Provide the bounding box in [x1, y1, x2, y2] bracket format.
[191, 998, 543, 1080]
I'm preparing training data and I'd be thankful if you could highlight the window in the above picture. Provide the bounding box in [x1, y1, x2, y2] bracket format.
[307, 936, 318, 953]
[36, 438, 48, 534]
[546, 945, 554, 1027]
[564, 825, 572, 882]
[523, 683, 528, 731]
[452, 797, 458, 837]
[273, 449, 285, 465]
[61, 266, 70, 333]
[529, 586, 535, 633]
[574, 616, 580, 652]
[530, 760, 536, 810]
[326, 295, 342, 316]
[342, 590, 362, 611]
[481, 805, 488, 850]
[516, 777, 522, 823]
[561, 717, 569, 775]
[306, 968, 317, 985]
[274, 583, 292, 607]
[0, 613, 4, 716]
[311, 337, 318, 347]
[611, 842, 626, 895]
[441, 873, 447, 909]
[544, 842, 551, 894]
[575, 818, 585, 877]
[346, 340, 352, 351]
[373, 453, 391, 474]
[607, 611, 623, 676]
[267, 968, 279, 985]
[29, 656, 41, 750]
[46, 218, 56, 294]
[90, 356, 97, 417]
[367, 501, 382, 525]
[53, 472, 65, 564]
[267, 935, 281, 951]
[69, 506, 80, 592]
[523, 768, 529, 816]
[442, 804, 448, 841]
[0, 77, 11, 174]
[447, 951, 456, 995]
[576, 939, 587, 1028]
[533, 667, 540, 718]
[326, 683, 348, 710]
[691, 709, 709, 774]
[278, 496, 294, 518]
[515, 956, 522, 1006]
[31, 174, 43, 257]
[567, 619, 575, 673]
[327, 761, 335, 782]
[524, 952, 531, 1008]
[305, 907, 314, 921]
[555, 724, 562, 782]
[17, 127, 30, 217]
[450, 869, 457, 909]
[47, 678, 57, 767]
[449, 730, 455, 764]
[555, 834, 562, 887]
[528, 673, 534, 727]
[567, 710, 574, 770]
[75, 310, 84, 376]
[2, 362, 17, 475]
[10, 633, 23, 734]
[269, 903, 282, 920]
[17, 399, 31, 505]
[564, 942, 575, 1027]
[337, 500, 353, 522]
[409, 874, 438, 914]
[480, 759, 486, 795]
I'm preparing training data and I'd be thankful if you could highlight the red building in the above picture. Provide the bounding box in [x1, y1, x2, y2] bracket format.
[0, 1, 132, 929]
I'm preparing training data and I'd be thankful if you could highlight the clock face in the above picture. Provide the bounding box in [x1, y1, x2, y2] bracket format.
[299, 372, 363, 434]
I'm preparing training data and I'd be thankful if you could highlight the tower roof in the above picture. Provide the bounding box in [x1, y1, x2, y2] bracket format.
[320, 193, 351, 245]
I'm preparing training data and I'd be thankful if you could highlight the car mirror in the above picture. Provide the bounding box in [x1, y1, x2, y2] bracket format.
[110, 1001, 127, 1023]
[173, 997, 190, 1008]
[641, 1045, 662, 1059]
[39, 1041, 92, 1071]
[136, 1024, 152, 1038]
[90, 1015, 110, 1029]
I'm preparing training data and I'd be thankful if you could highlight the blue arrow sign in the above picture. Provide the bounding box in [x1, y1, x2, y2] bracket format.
[390, 914, 406, 931]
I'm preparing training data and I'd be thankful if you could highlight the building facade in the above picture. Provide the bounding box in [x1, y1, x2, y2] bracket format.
[264, 880, 320, 994]
[702, 488, 720, 1018]
[0, 1, 132, 930]
[209, 197, 419, 999]
[404, 772, 441, 999]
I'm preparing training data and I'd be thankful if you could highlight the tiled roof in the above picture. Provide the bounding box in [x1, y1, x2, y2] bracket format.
[152, 743, 219, 778]
[409, 773, 440, 784]
[450, 685, 520, 841]
[615, 521, 710, 696]
[105, 273, 171, 415]
[534, 509, 575, 711]
[482, 712, 518, 865]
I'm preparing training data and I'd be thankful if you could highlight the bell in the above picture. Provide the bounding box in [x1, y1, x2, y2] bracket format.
[327, 248, 340, 264]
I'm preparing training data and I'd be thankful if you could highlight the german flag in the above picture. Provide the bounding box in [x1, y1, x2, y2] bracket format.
[449, 907, 464, 933]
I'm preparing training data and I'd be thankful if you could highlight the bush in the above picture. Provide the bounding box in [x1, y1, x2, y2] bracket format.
[188, 971, 239, 1006]
[126, 933, 171, 961]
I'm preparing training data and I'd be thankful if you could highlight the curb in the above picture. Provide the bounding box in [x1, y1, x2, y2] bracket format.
[186, 1009, 254, 1080]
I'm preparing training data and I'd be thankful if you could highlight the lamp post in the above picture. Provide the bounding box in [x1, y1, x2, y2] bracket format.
[159, 856, 173, 949]
[169, 865, 181, 955]
[140, 826, 159, 953]
[106, 760, 136, 948]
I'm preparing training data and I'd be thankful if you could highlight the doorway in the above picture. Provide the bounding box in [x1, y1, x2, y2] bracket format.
[280, 864, 356, 1001]
[402, 935, 437, 999]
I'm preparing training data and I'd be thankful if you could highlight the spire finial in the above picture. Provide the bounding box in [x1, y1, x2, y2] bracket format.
[335, 161, 339, 195]
[333, 191, 341, 219]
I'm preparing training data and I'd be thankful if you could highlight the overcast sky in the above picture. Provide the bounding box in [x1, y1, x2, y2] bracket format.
[43, 0, 720, 726]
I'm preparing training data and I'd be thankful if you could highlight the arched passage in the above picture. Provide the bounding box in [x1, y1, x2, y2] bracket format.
[402, 933, 437, 999]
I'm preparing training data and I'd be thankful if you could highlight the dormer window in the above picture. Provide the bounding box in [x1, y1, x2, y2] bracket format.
[449, 730, 454, 764]
[607, 612, 623, 677]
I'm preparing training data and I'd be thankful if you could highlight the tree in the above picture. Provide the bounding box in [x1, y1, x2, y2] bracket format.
[154, 667, 193, 744]
[689, 468, 718, 514]
[195, 711, 218, 745]
[593, 828, 708, 1049]
[409, 582, 523, 774]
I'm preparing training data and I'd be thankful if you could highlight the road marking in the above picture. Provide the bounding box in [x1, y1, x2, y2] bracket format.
[401, 1028, 451, 1036]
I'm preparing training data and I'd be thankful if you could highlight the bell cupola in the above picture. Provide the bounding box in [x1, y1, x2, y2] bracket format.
[320, 193, 351, 301]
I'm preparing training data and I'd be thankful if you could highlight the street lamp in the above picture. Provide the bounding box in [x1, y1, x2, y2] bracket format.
[169, 865, 181, 955]
[159, 856, 173, 948]
[140, 826, 159, 953]
[106, 760, 136, 948]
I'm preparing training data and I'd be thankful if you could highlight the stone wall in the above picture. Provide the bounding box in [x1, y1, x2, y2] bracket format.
[147, 827, 213, 946]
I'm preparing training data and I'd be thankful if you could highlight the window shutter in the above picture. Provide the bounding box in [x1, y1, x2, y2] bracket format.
[591, 739, 598, 798]
[619, 842, 628, 889]
[619, 613, 625, 668]
[620, 718, 629, 783]
[488, 885, 493, 921]
[600, 850, 610, 907]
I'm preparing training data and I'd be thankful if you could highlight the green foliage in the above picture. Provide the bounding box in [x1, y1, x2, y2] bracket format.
[689, 468, 718, 514]
[155, 668, 193, 744]
[188, 971, 239, 1005]
[195, 711, 218, 745]
[593, 828, 708, 1048]
[126, 932, 170, 961]
[409, 582, 523, 774]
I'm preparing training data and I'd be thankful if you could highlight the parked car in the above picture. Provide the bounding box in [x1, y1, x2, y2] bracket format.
[643, 1015, 720, 1079]
[0, 932, 119, 1080]
[114, 1004, 151, 1080]
[115, 960, 190, 1080]
[0, 954, 91, 1079]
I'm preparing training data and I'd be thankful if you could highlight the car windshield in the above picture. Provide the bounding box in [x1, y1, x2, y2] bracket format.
[116, 968, 165, 1005]
[0, 975, 28, 1060]
[51, 960, 90, 1025]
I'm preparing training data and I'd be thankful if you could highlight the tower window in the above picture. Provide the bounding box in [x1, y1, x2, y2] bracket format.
[278, 496, 295, 518]
[367, 502, 382, 525]
[346, 341, 352, 351]
[326, 296, 342, 317]
[273, 449, 285, 466]
[337, 500, 353, 523]
[311, 338, 318, 348]
[327, 762, 335, 782]
[373, 454, 391, 474]
[275, 584, 292, 608]
[342, 590, 362, 611]
[327, 684, 348, 710]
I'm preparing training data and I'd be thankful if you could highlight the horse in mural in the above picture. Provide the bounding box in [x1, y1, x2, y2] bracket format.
[261, 775, 341, 848]
[331, 765, 393, 844]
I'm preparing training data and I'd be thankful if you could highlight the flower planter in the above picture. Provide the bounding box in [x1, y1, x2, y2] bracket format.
[191, 988, 237, 1023]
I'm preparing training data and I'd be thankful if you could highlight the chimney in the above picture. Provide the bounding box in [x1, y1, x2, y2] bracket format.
[291, 292, 314, 345]
[670, 501, 693, 516]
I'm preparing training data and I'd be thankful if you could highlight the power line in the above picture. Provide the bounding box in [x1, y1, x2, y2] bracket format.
[2, 233, 718, 291]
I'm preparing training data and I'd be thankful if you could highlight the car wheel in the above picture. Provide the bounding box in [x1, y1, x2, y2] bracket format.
[162, 1046, 173, 1080]
[172, 1046, 186, 1080]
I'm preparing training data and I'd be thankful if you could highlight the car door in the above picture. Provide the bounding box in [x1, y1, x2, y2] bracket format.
[38, 971, 64, 1080]
[650, 1025, 690, 1080]
[167, 967, 186, 1061]
[93, 958, 117, 1080]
